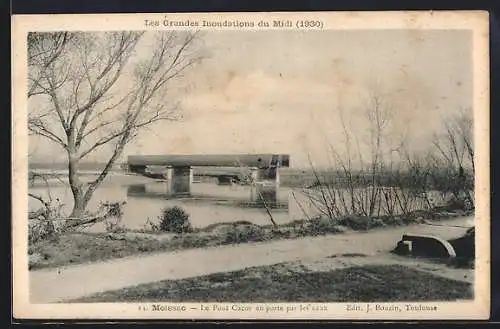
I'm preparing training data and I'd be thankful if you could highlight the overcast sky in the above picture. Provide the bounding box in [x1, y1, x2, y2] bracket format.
[29, 29, 472, 168]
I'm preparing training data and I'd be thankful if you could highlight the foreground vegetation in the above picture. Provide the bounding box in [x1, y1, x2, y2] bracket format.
[70, 263, 473, 303]
[29, 206, 472, 270]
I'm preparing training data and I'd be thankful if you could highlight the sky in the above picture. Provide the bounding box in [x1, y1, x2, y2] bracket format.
[29, 29, 472, 169]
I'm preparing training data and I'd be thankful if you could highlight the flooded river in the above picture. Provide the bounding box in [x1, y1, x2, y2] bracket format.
[28, 173, 309, 232]
[28, 172, 459, 232]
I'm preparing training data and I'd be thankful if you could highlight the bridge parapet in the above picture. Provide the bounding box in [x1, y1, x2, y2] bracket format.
[128, 154, 289, 170]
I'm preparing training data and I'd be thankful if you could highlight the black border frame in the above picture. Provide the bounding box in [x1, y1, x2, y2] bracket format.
[8, 0, 500, 325]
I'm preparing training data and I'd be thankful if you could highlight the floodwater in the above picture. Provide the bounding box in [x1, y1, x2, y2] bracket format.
[28, 172, 459, 232]
[28, 173, 309, 232]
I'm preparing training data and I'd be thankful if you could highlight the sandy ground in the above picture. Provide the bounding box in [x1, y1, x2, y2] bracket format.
[29, 217, 472, 303]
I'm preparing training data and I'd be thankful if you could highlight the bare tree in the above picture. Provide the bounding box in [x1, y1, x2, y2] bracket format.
[302, 91, 435, 220]
[432, 108, 474, 173]
[27, 32, 70, 219]
[28, 32, 74, 98]
[28, 31, 203, 225]
[454, 108, 474, 175]
[362, 92, 393, 216]
[431, 108, 474, 207]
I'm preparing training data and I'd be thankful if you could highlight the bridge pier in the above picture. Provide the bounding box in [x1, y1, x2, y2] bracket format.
[127, 154, 289, 200]
[250, 167, 280, 204]
[164, 166, 193, 197]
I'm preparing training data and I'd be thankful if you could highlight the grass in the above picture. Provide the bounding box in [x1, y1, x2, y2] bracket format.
[70, 264, 473, 303]
[29, 233, 168, 269]
[29, 209, 473, 270]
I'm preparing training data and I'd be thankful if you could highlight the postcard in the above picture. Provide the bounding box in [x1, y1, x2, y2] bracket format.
[12, 11, 490, 320]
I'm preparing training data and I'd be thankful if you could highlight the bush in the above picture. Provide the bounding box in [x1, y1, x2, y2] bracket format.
[443, 195, 473, 212]
[298, 216, 345, 236]
[29, 210, 58, 244]
[223, 224, 266, 244]
[157, 206, 192, 233]
[338, 216, 371, 230]
[28, 205, 65, 244]
[100, 201, 127, 233]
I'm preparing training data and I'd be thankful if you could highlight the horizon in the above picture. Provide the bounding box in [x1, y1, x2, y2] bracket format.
[28, 160, 475, 173]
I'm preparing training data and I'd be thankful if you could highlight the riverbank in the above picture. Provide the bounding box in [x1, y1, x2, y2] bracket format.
[30, 218, 472, 303]
[29, 208, 473, 270]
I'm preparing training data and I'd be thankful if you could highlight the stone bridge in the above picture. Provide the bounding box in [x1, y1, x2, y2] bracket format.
[127, 154, 290, 202]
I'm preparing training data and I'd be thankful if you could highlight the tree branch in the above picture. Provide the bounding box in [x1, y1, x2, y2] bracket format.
[78, 129, 126, 159]
[28, 193, 50, 209]
[28, 31, 203, 220]
[28, 119, 68, 149]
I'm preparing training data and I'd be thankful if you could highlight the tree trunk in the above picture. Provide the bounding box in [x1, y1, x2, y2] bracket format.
[68, 154, 89, 218]
[70, 197, 89, 218]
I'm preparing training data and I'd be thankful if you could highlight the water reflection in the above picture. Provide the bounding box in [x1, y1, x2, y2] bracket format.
[29, 177, 459, 234]
[126, 183, 289, 210]
[29, 181, 298, 232]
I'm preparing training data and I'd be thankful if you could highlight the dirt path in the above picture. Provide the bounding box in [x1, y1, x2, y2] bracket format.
[29, 217, 472, 303]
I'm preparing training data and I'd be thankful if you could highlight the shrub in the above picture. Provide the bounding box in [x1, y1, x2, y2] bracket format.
[28, 204, 65, 244]
[223, 225, 265, 244]
[338, 216, 371, 230]
[100, 201, 127, 233]
[157, 206, 192, 233]
[298, 216, 344, 236]
[29, 210, 58, 244]
[443, 195, 473, 212]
